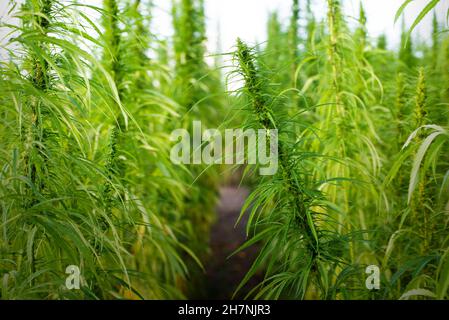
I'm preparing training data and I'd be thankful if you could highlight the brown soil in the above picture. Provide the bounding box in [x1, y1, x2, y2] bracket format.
[200, 186, 262, 300]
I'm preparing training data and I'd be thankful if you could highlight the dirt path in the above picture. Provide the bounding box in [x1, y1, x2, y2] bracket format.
[201, 186, 261, 300]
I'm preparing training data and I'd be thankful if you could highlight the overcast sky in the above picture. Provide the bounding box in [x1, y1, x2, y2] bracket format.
[151, 0, 449, 53]
[1, 0, 449, 55]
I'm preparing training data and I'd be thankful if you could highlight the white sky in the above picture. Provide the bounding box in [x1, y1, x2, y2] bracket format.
[151, 0, 449, 53]
[1, 0, 449, 56]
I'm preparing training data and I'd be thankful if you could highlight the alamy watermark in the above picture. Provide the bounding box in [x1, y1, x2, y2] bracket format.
[170, 121, 278, 175]
[65, 265, 81, 290]
[365, 265, 380, 290]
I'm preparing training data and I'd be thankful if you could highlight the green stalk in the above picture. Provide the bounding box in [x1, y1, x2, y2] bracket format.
[173, 0, 207, 112]
[327, 0, 343, 120]
[394, 73, 407, 194]
[305, 0, 316, 54]
[325, 0, 349, 230]
[102, 0, 126, 213]
[355, 2, 367, 53]
[432, 12, 439, 69]
[399, 18, 416, 68]
[415, 69, 428, 139]
[412, 68, 431, 252]
[24, 0, 55, 280]
[236, 38, 320, 262]
[288, 0, 300, 88]
[26, 0, 54, 199]
[102, 0, 122, 86]
[395, 73, 407, 150]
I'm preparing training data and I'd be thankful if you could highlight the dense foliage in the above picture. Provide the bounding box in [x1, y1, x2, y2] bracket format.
[0, 0, 448, 300]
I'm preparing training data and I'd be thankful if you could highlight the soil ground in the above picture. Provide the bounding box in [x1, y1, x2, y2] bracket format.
[201, 186, 262, 299]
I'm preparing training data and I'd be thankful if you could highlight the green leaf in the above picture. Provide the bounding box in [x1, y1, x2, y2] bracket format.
[408, 130, 444, 204]
[408, 0, 440, 35]
[395, 0, 414, 24]
[400, 288, 436, 300]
